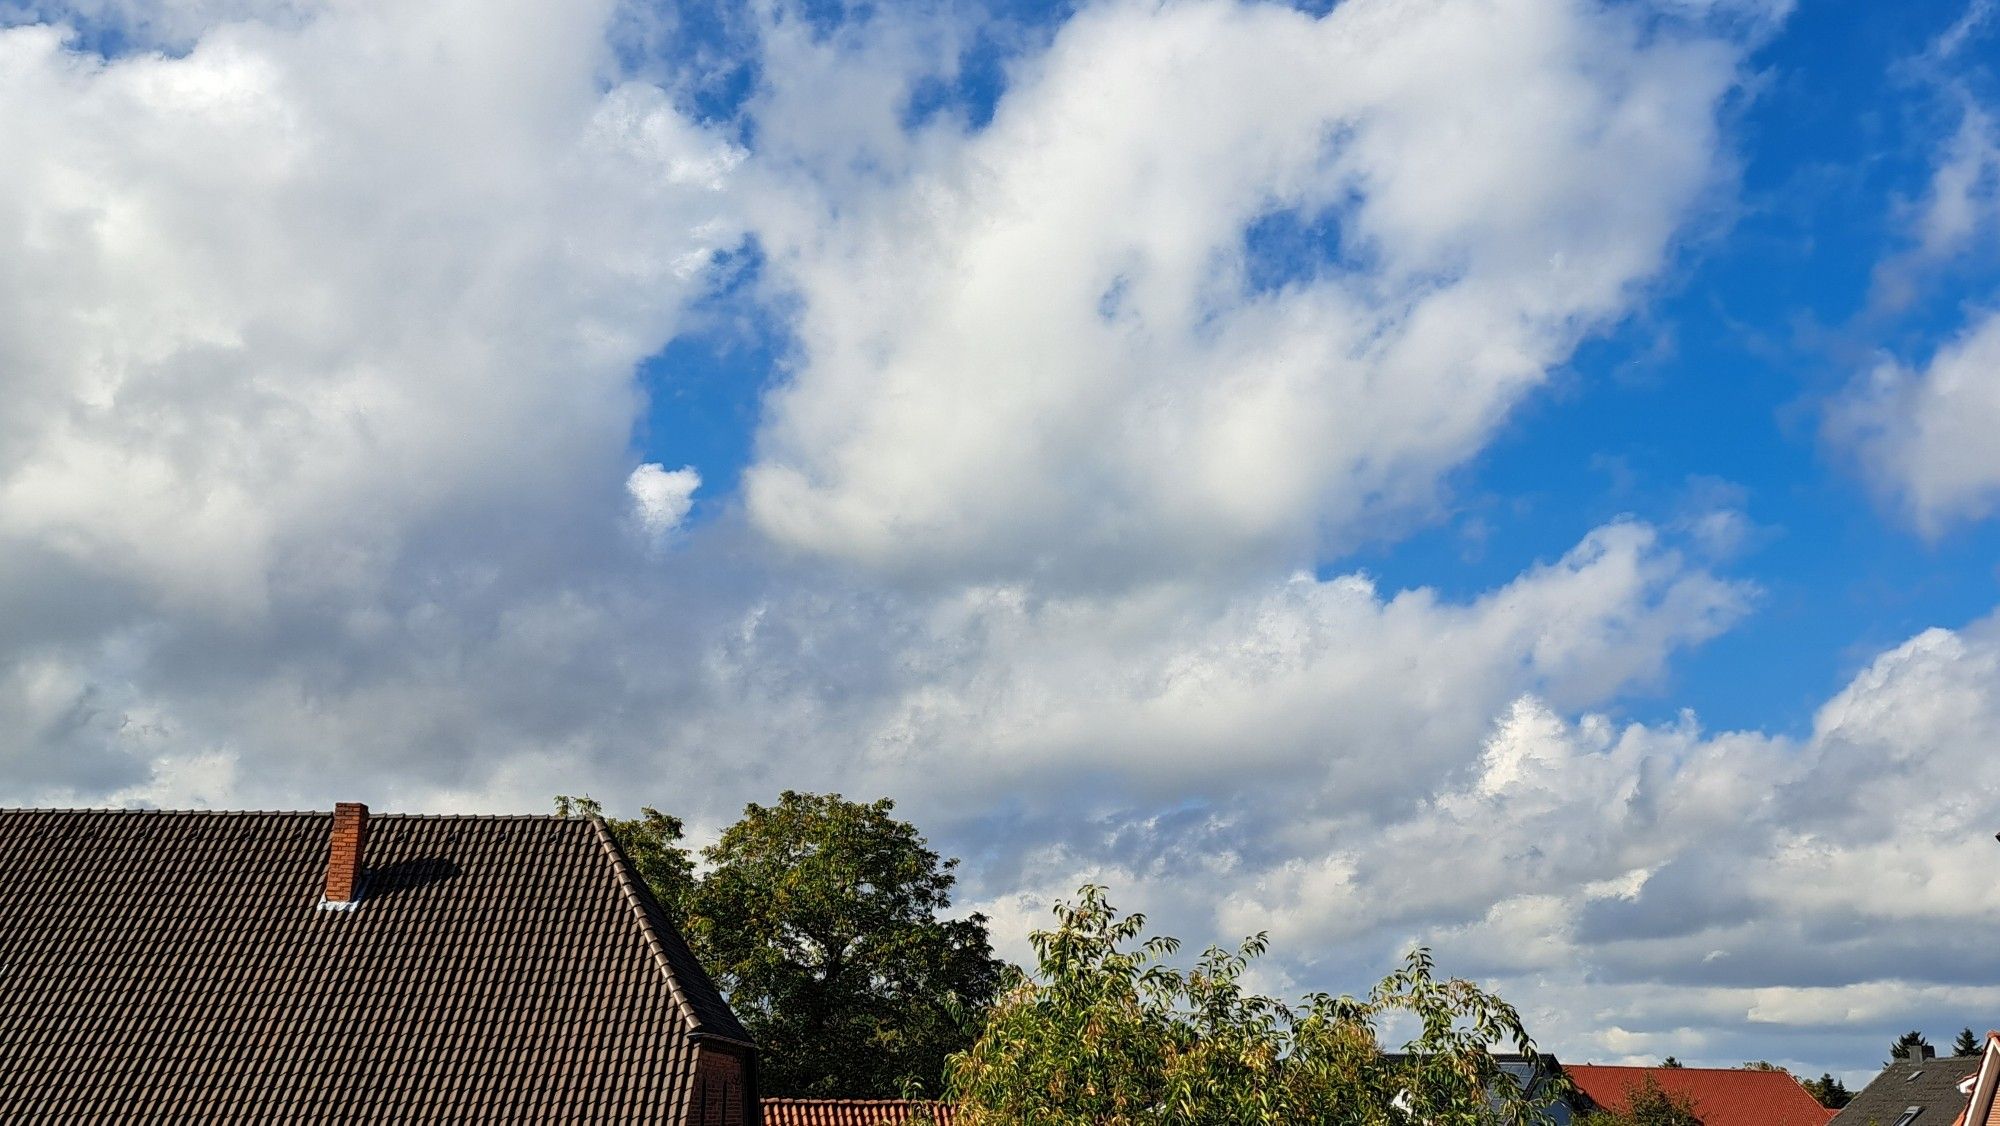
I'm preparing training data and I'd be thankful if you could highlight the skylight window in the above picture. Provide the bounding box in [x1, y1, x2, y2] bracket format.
[1893, 1106, 1923, 1126]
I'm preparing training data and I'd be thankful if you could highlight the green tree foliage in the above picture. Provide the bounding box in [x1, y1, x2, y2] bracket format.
[688, 791, 1005, 1099]
[1739, 1060, 1783, 1072]
[1956, 1027, 1981, 1056]
[943, 884, 1561, 1126]
[555, 790, 1004, 1098]
[1890, 1031, 1933, 1062]
[1801, 1073, 1851, 1109]
[1658, 1057, 1683, 1068]
[554, 795, 695, 918]
[1575, 1076, 1702, 1126]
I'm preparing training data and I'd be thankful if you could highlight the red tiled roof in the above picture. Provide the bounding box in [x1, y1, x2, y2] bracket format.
[1564, 1065, 1836, 1126]
[762, 1099, 957, 1125]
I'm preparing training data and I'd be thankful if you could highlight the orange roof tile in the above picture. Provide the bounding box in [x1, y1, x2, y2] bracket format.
[762, 1099, 957, 1126]
[1564, 1065, 1836, 1126]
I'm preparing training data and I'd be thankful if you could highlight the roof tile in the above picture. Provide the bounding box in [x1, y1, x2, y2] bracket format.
[762, 1099, 957, 1126]
[1564, 1064, 1836, 1126]
[0, 807, 751, 1123]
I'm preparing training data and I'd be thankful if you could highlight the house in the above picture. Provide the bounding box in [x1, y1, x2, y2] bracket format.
[762, 1099, 956, 1125]
[1830, 1047, 1980, 1126]
[1562, 1063, 1836, 1126]
[0, 803, 759, 1122]
[1499, 1054, 1575, 1123]
[1383, 1051, 1574, 1123]
[1944, 1031, 2000, 1125]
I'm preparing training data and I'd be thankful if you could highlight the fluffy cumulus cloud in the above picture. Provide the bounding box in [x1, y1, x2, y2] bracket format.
[1404, 617, 2000, 1070]
[0, 0, 742, 619]
[1836, 311, 2000, 530]
[0, 0, 740, 785]
[1838, 17, 2000, 528]
[744, 0, 1739, 585]
[627, 462, 701, 539]
[722, 520, 1754, 838]
[954, 610, 2000, 1073]
[10, 0, 1998, 1078]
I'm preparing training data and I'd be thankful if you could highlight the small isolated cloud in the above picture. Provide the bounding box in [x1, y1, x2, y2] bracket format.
[1833, 309, 2000, 531]
[1913, 103, 2000, 260]
[626, 463, 700, 540]
[1933, 0, 1999, 61]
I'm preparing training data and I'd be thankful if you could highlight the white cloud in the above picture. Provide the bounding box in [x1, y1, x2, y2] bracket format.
[1933, 0, 1998, 61]
[1834, 309, 2000, 530]
[816, 521, 1751, 821]
[1843, 34, 2000, 507]
[1205, 613, 2000, 1066]
[0, 0, 312, 48]
[0, 1, 741, 617]
[19, 0, 1996, 1081]
[742, 0, 1743, 587]
[627, 463, 701, 539]
[1913, 102, 2000, 259]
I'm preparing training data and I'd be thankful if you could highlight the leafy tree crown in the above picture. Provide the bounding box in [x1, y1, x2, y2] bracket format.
[945, 884, 1563, 1125]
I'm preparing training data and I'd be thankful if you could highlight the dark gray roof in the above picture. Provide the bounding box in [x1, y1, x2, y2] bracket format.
[1831, 1056, 1978, 1126]
[0, 807, 751, 1122]
[1381, 1053, 1573, 1123]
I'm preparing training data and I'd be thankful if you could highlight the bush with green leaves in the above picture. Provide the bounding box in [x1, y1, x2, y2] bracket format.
[943, 884, 1562, 1125]
[1574, 1075, 1702, 1126]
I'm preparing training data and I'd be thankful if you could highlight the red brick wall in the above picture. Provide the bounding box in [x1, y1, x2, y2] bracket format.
[694, 1045, 752, 1126]
[324, 802, 368, 903]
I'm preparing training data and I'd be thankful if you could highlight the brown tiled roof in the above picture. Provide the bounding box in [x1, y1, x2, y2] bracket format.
[0, 807, 753, 1123]
[1564, 1064, 1837, 1126]
[762, 1099, 956, 1125]
[1831, 1054, 1981, 1125]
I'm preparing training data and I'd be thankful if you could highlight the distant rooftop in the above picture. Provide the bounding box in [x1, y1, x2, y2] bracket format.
[1832, 1055, 1983, 1126]
[1563, 1064, 1835, 1126]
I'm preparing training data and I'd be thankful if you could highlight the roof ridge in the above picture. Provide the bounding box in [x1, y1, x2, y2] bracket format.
[0, 807, 571, 819]
[1569, 1064, 1804, 1072]
[764, 1104, 952, 1112]
[584, 814, 754, 1049]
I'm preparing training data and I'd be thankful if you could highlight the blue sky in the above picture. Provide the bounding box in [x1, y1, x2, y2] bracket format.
[648, 0, 2000, 1064]
[8, 0, 2000, 1079]
[634, 0, 2000, 743]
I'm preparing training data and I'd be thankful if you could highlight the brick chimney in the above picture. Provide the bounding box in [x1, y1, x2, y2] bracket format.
[321, 802, 368, 909]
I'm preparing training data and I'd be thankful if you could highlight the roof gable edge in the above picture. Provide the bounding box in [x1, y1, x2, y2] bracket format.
[584, 815, 755, 1049]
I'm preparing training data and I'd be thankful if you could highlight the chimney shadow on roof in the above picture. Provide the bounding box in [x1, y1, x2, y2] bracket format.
[362, 856, 461, 903]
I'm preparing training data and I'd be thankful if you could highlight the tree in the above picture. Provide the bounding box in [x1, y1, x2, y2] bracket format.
[943, 884, 1563, 1125]
[1890, 1031, 1933, 1062]
[1739, 1061, 1783, 1072]
[1658, 1057, 1683, 1068]
[1801, 1073, 1851, 1109]
[688, 791, 1005, 1098]
[1957, 1027, 1981, 1056]
[1576, 1076, 1702, 1126]
[554, 794, 695, 918]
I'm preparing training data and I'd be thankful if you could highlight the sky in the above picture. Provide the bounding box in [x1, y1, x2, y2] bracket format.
[4, 0, 2000, 1083]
